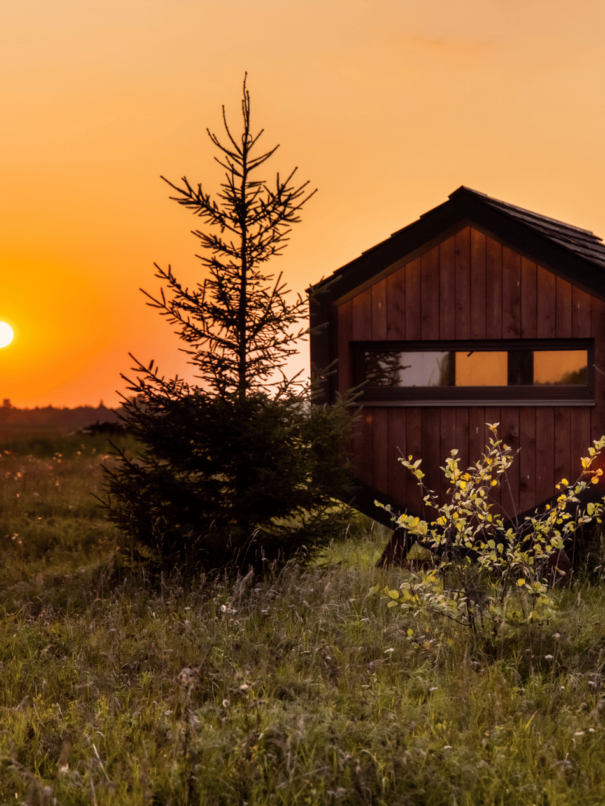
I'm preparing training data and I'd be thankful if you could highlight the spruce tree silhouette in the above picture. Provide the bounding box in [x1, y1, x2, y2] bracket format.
[103, 78, 354, 575]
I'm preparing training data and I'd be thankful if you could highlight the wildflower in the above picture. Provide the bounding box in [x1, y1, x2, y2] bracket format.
[545, 655, 554, 660]
[176, 667, 199, 690]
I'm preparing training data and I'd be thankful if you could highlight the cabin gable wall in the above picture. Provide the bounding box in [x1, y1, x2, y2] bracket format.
[335, 226, 605, 519]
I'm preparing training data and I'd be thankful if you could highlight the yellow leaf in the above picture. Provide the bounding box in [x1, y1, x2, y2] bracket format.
[517, 578, 526, 586]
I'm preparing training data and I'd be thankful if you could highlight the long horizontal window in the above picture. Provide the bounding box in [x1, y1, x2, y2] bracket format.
[353, 340, 594, 403]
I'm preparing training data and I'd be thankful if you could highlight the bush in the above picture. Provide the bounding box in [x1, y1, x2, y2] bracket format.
[372, 424, 605, 642]
[103, 388, 354, 573]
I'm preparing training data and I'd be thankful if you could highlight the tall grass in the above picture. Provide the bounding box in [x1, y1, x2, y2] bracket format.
[2, 433, 605, 804]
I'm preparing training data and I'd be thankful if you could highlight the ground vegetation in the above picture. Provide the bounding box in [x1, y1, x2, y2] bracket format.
[3, 433, 605, 804]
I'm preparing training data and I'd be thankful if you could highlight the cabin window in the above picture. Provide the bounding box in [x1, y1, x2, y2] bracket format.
[354, 340, 593, 404]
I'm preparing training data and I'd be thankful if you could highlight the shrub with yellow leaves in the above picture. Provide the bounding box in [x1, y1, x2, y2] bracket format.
[372, 426, 605, 640]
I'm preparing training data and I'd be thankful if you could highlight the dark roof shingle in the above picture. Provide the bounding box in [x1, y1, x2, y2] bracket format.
[447, 186, 605, 271]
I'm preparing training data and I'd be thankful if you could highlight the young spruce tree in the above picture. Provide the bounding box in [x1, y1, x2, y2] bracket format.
[104, 78, 354, 574]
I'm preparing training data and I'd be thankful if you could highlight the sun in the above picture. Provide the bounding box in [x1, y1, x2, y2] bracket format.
[0, 322, 14, 348]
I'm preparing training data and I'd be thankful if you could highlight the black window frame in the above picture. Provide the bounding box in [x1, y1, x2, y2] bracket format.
[352, 339, 594, 404]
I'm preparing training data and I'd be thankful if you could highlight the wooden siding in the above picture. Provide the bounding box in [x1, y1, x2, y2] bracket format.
[338, 226, 601, 518]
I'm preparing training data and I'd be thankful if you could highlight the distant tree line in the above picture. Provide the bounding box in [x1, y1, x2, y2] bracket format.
[0, 400, 121, 427]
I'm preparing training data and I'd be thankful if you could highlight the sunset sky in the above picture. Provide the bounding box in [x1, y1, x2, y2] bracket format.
[2, 0, 605, 407]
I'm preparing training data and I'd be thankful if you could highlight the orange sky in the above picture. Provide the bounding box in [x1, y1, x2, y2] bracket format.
[2, 0, 605, 407]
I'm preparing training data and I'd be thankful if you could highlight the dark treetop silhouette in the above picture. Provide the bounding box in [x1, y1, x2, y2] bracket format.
[102, 78, 354, 575]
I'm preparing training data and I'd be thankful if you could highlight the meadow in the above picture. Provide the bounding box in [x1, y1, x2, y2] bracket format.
[2, 432, 605, 804]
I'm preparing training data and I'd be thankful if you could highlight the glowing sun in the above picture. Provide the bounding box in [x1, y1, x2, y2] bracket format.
[0, 322, 14, 348]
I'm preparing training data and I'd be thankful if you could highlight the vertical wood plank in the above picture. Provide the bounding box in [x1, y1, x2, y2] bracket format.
[455, 227, 471, 339]
[337, 301, 353, 396]
[440, 408, 457, 506]
[486, 237, 502, 339]
[537, 266, 556, 338]
[422, 408, 442, 517]
[405, 259, 421, 341]
[502, 247, 521, 338]
[386, 266, 406, 339]
[519, 408, 536, 512]
[387, 409, 407, 504]
[455, 408, 470, 473]
[406, 408, 423, 515]
[421, 247, 440, 340]
[592, 297, 605, 442]
[571, 408, 591, 481]
[555, 276, 572, 338]
[439, 236, 456, 340]
[536, 408, 555, 504]
[353, 408, 373, 487]
[469, 408, 486, 468]
[484, 407, 502, 513]
[470, 228, 487, 339]
[500, 408, 520, 522]
[572, 286, 592, 338]
[372, 409, 388, 498]
[352, 288, 373, 341]
[554, 408, 571, 486]
[371, 279, 387, 340]
[521, 258, 537, 339]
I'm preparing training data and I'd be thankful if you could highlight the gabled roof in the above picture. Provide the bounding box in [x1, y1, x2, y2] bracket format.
[311, 186, 605, 304]
[449, 187, 605, 270]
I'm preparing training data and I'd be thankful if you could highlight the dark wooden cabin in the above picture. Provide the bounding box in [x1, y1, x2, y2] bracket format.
[309, 186, 605, 525]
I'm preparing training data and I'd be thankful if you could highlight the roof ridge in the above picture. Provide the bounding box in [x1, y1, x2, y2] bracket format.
[450, 185, 596, 237]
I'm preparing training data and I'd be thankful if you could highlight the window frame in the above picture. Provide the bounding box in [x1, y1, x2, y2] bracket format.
[352, 339, 594, 404]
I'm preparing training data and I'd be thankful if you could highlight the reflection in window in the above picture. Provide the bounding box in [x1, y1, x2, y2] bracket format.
[534, 351, 587, 385]
[363, 349, 588, 387]
[365, 351, 454, 387]
[456, 352, 507, 386]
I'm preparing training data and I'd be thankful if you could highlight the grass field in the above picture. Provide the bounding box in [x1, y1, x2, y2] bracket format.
[3, 432, 605, 804]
